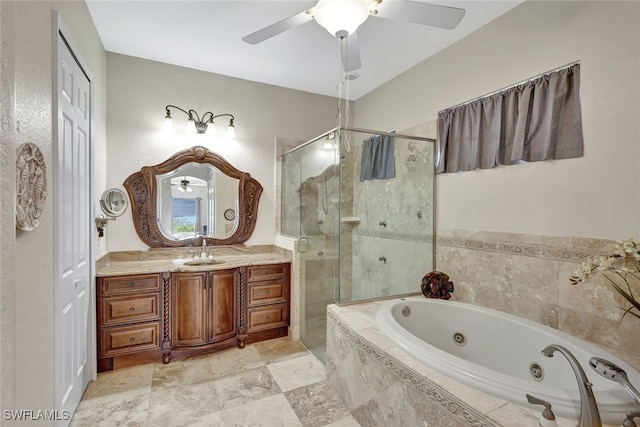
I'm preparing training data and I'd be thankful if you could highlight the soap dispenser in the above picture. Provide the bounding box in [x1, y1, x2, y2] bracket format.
[526, 393, 557, 427]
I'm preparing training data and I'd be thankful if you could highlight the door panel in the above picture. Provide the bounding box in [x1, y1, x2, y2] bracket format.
[55, 32, 91, 423]
[296, 137, 340, 364]
[209, 270, 237, 342]
[172, 273, 208, 347]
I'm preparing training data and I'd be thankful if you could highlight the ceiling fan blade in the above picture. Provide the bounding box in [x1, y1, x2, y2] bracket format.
[341, 32, 361, 72]
[376, 0, 466, 30]
[242, 9, 314, 44]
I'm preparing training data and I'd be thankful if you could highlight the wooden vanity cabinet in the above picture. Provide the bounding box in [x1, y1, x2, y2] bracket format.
[241, 263, 290, 345]
[97, 273, 168, 372]
[97, 261, 291, 370]
[171, 269, 237, 351]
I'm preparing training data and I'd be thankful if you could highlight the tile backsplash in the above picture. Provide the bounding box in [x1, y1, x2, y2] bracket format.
[436, 229, 640, 362]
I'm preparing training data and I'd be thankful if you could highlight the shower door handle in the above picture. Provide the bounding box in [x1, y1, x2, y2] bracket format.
[297, 237, 309, 253]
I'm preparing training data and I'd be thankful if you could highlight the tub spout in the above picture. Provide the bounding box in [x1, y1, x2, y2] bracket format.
[542, 344, 602, 427]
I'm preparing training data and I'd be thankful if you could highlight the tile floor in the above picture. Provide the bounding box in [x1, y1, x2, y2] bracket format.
[72, 338, 360, 427]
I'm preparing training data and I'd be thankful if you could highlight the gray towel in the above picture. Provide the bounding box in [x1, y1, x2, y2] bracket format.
[360, 135, 395, 181]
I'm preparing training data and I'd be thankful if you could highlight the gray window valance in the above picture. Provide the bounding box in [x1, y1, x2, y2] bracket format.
[437, 63, 583, 173]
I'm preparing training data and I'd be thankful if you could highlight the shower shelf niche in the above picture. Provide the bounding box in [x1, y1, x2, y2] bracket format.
[341, 216, 361, 224]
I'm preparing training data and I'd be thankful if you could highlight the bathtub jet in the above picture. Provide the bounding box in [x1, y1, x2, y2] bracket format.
[375, 297, 640, 424]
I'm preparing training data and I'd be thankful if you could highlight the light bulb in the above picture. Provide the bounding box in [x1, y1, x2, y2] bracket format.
[226, 123, 237, 138]
[323, 140, 334, 150]
[162, 114, 173, 131]
[205, 120, 216, 135]
[185, 118, 197, 133]
[314, 0, 370, 37]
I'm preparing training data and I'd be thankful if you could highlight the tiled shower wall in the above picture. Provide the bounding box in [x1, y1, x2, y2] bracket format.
[436, 229, 640, 361]
[346, 130, 435, 302]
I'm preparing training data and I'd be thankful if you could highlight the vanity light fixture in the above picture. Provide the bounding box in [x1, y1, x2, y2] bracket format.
[163, 105, 236, 137]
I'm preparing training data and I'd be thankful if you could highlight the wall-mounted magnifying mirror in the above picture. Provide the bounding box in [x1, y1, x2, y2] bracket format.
[101, 188, 128, 217]
[96, 188, 129, 237]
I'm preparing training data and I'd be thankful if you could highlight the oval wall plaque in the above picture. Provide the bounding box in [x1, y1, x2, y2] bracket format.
[16, 142, 47, 231]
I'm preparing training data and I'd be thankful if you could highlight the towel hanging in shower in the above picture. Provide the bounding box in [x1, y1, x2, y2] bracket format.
[360, 135, 395, 181]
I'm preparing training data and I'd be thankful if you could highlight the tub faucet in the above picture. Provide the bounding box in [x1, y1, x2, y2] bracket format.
[542, 344, 602, 427]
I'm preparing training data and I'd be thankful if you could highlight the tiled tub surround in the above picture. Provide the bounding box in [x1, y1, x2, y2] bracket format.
[378, 297, 640, 423]
[327, 302, 636, 427]
[436, 229, 640, 360]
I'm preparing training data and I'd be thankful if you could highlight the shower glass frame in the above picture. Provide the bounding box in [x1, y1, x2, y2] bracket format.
[281, 127, 436, 360]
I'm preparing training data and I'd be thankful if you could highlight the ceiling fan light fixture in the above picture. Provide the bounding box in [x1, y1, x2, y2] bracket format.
[179, 178, 192, 193]
[313, 0, 371, 38]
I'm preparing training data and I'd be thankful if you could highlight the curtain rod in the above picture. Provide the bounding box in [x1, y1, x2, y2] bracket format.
[439, 60, 580, 113]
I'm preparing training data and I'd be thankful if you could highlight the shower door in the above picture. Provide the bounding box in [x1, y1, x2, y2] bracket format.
[291, 132, 340, 363]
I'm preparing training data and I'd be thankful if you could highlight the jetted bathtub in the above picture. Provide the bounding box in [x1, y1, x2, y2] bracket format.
[375, 297, 640, 424]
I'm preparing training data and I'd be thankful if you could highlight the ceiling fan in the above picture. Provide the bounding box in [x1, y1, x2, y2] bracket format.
[242, 0, 466, 72]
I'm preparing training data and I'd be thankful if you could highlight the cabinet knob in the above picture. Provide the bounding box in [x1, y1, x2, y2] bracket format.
[129, 307, 135, 312]
[129, 337, 135, 342]
[265, 316, 271, 321]
[265, 290, 271, 296]
[129, 282, 135, 287]
[265, 270, 270, 274]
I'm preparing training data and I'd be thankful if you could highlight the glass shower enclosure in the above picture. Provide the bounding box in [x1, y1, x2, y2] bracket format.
[281, 128, 436, 362]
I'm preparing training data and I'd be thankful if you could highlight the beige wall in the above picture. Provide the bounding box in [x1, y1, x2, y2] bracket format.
[0, 0, 107, 423]
[351, 0, 640, 364]
[354, 1, 640, 240]
[104, 53, 338, 252]
[0, 1, 17, 418]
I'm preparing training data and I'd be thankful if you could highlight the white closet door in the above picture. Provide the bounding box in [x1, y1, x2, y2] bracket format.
[55, 32, 91, 424]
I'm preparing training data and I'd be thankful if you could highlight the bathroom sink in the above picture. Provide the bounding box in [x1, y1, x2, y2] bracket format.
[183, 259, 225, 266]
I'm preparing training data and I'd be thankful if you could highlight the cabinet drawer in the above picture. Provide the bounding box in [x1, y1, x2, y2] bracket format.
[101, 274, 161, 295]
[248, 281, 286, 306]
[100, 322, 160, 357]
[247, 264, 288, 282]
[247, 303, 288, 332]
[101, 294, 160, 326]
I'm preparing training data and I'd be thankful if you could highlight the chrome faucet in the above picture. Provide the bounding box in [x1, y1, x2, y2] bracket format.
[542, 344, 602, 427]
[201, 238, 207, 258]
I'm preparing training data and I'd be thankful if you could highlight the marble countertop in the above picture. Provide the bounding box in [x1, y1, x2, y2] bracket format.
[96, 245, 291, 277]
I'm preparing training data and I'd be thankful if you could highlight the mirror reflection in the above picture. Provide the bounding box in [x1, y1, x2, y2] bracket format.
[156, 162, 239, 241]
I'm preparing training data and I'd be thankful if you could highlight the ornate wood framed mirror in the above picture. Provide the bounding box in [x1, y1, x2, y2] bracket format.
[123, 146, 263, 247]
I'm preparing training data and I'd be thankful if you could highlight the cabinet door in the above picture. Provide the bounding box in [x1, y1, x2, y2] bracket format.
[208, 270, 237, 343]
[172, 272, 208, 347]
